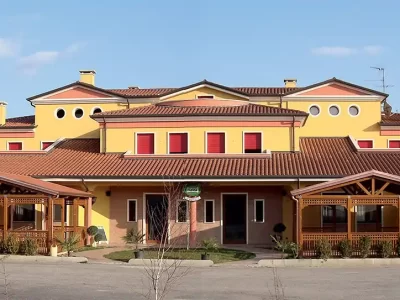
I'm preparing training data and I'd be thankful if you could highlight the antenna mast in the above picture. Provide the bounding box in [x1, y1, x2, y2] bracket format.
[370, 66, 390, 92]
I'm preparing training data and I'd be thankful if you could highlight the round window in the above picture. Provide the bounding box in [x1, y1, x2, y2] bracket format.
[329, 105, 340, 116]
[349, 105, 359, 116]
[92, 107, 102, 114]
[309, 105, 320, 116]
[56, 108, 65, 119]
[74, 108, 84, 119]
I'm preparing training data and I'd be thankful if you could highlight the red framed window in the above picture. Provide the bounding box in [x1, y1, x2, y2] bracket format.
[137, 133, 154, 154]
[41, 142, 53, 150]
[169, 133, 188, 154]
[244, 133, 262, 153]
[358, 140, 373, 149]
[389, 140, 400, 149]
[8, 142, 22, 151]
[207, 132, 225, 153]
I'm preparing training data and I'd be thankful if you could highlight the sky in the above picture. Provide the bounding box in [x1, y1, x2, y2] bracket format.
[0, 0, 399, 117]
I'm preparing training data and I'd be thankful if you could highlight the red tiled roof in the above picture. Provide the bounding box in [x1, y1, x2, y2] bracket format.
[0, 137, 400, 178]
[95, 103, 308, 117]
[381, 113, 400, 125]
[2, 115, 35, 128]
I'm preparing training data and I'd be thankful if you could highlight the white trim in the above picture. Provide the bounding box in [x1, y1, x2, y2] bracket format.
[205, 131, 226, 154]
[204, 199, 215, 223]
[143, 193, 168, 244]
[387, 139, 400, 149]
[348, 104, 360, 117]
[176, 200, 189, 223]
[127, 199, 138, 222]
[7, 141, 23, 151]
[54, 107, 66, 119]
[167, 132, 190, 154]
[73, 107, 84, 119]
[40, 140, 54, 150]
[33, 99, 125, 105]
[254, 199, 265, 223]
[135, 132, 156, 155]
[242, 131, 263, 153]
[357, 139, 374, 149]
[328, 104, 341, 117]
[91, 106, 103, 115]
[221, 193, 249, 245]
[308, 104, 321, 117]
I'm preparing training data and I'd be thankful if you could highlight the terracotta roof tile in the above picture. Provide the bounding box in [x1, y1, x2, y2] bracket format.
[2, 115, 35, 128]
[381, 113, 400, 125]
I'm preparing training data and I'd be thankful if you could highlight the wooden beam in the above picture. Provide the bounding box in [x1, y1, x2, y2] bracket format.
[3, 196, 7, 240]
[301, 178, 371, 197]
[48, 197, 53, 247]
[371, 178, 375, 195]
[356, 182, 371, 195]
[376, 182, 390, 195]
[347, 196, 352, 241]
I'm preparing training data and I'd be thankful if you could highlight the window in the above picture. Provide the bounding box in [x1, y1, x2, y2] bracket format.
[169, 133, 188, 154]
[177, 200, 188, 223]
[204, 200, 214, 223]
[328, 105, 340, 116]
[322, 206, 347, 223]
[309, 105, 320, 116]
[8, 142, 22, 151]
[197, 95, 214, 99]
[55, 108, 65, 119]
[41, 141, 53, 150]
[357, 205, 379, 223]
[207, 132, 225, 153]
[254, 199, 264, 223]
[348, 105, 360, 116]
[358, 140, 373, 148]
[91, 107, 102, 115]
[136, 133, 155, 154]
[14, 204, 35, 222]
[244, 132, 262, 153]
[74, 108, 84, 119]
[127, 199, 137, 222]
[389, 140, 400, 148]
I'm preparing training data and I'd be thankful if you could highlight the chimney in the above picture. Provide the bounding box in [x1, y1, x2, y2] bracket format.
[128, 86, 139, 89]
[0, 102, 7, 125]
[284, 78, 297, 88]
[79, 70, 96, 85]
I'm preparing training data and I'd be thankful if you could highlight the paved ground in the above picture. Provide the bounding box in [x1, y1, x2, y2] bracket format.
[2, 262, 400, 299]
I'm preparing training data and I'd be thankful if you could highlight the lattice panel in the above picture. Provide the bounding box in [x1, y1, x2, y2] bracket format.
[8, 197, 48, 205]
[302, 198, 347, 207]
[9, 230, 49, 254]
[352, 198, 398, 206]
[302, 233, 348, 257]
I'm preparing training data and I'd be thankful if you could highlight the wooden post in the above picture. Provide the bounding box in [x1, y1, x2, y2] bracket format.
[347, 196, 352, 242]
[3, 196, 7, 240]
[398, 196, 400, 234]
[48, 197, 54, 247]
[189, 200, 197, 248]
[84, 197, 92, 246]
[298, 197, 303, 250]
[61, 199, 65, 240]
[73, 198, 78, 235]
[9, 204, 14, 230]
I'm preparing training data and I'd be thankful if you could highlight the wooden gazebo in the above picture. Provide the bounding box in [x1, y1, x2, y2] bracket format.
[291, 170, 400, 257]
[0, 171, 92, 254]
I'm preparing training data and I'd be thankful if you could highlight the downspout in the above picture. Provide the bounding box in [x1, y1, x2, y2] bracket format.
[279, 95, 282, 108]
[292, 116, 295, 152]
[126, 98, 130, 109]
[290, 178, 301, 244]
[102, 116, 107, 153]
[81, 178, 89, 192]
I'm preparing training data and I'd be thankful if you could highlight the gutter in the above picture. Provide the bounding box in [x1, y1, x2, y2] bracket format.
[102, 116, 107, 153]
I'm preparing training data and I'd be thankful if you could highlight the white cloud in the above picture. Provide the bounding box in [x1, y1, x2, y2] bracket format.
[18, 51, 60, 75]
[0, 38, 20, 58]
[65, 42, 86, 54]
[363, 45, 384, 55]
[311, 46, 358, 57]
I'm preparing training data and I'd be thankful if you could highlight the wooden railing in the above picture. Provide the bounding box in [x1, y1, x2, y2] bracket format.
[302, 232, 399, 257]
[54, 226, 86, 248]
[8, 230, 49, 255]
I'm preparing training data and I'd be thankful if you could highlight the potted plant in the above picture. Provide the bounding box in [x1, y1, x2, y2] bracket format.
[272, 223, 287, 241]
[87, 225, 99, 247]
[201, 237, 219, 260]
[122, 228, 145, 259]
[56, 234, 81, 257]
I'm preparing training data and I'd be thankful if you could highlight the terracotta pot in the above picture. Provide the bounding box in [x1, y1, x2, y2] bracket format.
[134, 250, 144, 259]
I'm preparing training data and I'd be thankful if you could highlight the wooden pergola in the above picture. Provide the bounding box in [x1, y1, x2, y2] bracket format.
[291, 170, 400, 257]
[0, 172, 92, 254]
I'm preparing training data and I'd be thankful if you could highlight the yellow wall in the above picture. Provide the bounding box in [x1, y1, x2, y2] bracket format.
[90, 186, 111, 241]
[164, 87, 247, 101]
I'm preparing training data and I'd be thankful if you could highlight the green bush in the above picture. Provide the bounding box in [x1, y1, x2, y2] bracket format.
[0, 239, 5, 254]
[56, 234, 81, 257]
[19, 238, 38, 256]
[87, 226, 98, 237]
[5, 235, 20, 254]
[122, 228, 145, 250]
[359, 236, 372, 258]
[315, 238, 331, 260]
[201, 237, 219, 255]
[94, 233, 103, 243]
[378, 240, 393, 258]
[338, 239, 352, 258]
[271, 235, 300, 259]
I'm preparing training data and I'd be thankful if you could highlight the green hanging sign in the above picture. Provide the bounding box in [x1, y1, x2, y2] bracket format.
[183, 183, 201, 201]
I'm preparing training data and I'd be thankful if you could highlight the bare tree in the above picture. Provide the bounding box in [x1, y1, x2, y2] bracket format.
[142, 181, 194, 300]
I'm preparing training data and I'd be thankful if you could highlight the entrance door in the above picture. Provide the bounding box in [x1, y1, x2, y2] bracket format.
[146, 194, 168, 243]
[223, 194, 246, 244]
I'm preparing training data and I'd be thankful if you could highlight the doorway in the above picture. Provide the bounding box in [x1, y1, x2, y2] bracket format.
[223, 194, 247, 244]
[145, 194, 168, 243]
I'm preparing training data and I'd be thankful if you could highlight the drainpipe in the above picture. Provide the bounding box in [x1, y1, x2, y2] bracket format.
[279, 95, 282, 108]
[102, 116, 107, 153]
[126, 98, 130, 109]
[81, 178, 89, 192]
[292, 116, 296, 152]
[290, 178, 301, 244]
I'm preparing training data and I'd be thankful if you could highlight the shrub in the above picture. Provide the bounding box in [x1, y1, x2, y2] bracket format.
[397, 237, 400, 257]
[315, 238, 331, 260]
[338, 239, 352, 258]
[359, 236, 372, 258]
[271, 235, 300, 259]
[378, 240, 393, 258]
[0, 239, 5, 254]
[19, 238, 38, 256]
[5, 235, 20, 254]
[56, 234, 81, 257]
[273, 223, 287, 234]
[201, 237, 219, 255]
[87, 226, 98, 237]
[94, 233, 103, 243]
[122, 228, 145, 250]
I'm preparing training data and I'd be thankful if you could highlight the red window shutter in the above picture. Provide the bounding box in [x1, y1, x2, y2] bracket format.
[169, 133, 188, 154]
[137, 133, 154, 154]
[389, 141, 400, 148]
[207, 133, 225, 153]
[244, 133, 262, 152]
[42, 142, 53, 150]
[8, 142, 22, 151]
[358, 140, 373, 148]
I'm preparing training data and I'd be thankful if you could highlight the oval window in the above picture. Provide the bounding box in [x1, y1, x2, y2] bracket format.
[74, 108, 84, 119]
[92, 107, 102, 114]
[349, 105, 359, 116]
[56, 108, 65, 119]
[309, 105, 320, 116]
[329, 105, 340, 116]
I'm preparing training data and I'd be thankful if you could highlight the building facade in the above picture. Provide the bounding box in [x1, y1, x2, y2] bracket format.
[1, 70, 400, 249]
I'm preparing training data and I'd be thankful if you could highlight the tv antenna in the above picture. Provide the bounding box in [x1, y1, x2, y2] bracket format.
[368, 67, 394, 92]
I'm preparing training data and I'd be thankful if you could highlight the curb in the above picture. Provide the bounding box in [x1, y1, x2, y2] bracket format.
[0, 255, 88, 264]
[128, 259, 213, 267]
[258, 258, 400, 267]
